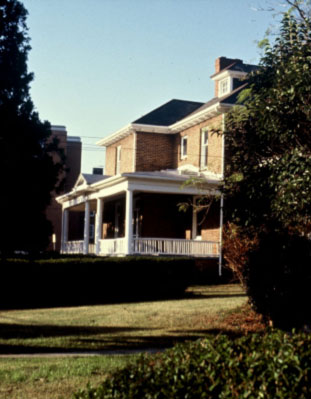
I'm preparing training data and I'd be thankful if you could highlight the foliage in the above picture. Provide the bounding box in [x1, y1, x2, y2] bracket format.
[222, 222, 258, 284]
[243, 232, 311, 329]
[0, 0, 64, 254]
[73, 330, 311, 399]
[0, 256, 195, 308]
[225, 9, 311, 236]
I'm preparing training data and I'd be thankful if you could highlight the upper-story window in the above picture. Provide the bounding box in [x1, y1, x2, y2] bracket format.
[200, 129, 208, 169]
[219, 77, 231, 96]
[181, 136, 188, 159]
[116, 145, 121, 174]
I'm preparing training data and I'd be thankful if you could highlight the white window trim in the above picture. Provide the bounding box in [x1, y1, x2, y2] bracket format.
[116, 145, 121, 174]
[219, 77, 232, 96]
[200, 129, 208, 170]
[181, 136, 188, 160]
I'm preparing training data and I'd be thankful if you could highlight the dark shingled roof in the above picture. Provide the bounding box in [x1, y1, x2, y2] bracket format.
[211, 59, 258, 78]
[133, 99, 204, 126]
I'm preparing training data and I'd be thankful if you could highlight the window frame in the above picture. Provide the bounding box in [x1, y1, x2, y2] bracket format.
[200, 129, 208, 169]
[219, 77, 231, 96]
[181, 136, 188, 160]
[116, 145, 121, 174]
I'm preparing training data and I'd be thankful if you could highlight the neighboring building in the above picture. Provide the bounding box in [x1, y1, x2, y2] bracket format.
[56, 57, 257, 271]
[45, 126, 81, 251]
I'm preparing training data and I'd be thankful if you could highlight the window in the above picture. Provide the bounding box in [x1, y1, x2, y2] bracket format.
[219, 77, 230, 96]
[116, 146, 121, 174]
[181, 136, 188, 159]
[200, 129, 208, 169]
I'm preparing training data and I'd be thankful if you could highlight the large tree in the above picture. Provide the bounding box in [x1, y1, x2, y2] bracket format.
[0, 0, 63, 253]
[224, 1, 311, 328]
[225, 4, 311, 236]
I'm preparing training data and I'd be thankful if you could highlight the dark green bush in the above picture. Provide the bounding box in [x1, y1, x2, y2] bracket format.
[73, 330, 311, 399]
[243, 233, 311, 329]
[0, 256, 195, 308]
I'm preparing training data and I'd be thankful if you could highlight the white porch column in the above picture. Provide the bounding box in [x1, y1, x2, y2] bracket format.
[95, 198, 104, 256]
[125, 189, 133, 255]
[61, 208, 69, 253]
[192, 196, 197, 239]
[83, 200, 90, 255]
[219, 194, 224, 276]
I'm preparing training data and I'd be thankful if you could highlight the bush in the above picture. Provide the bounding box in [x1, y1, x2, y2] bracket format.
[222, 222, 258, 285]
[0, 256, 195, 308]
[243, 233, 311, 329]
[73, 330, 311, 399]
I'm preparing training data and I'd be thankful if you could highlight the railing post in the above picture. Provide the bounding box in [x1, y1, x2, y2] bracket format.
[95, 198, 104, 256]
[83, 200, 90, 255]
[125, 189, 133, 255]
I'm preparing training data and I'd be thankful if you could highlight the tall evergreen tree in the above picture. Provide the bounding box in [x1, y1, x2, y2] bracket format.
[0, 0, 63, 253]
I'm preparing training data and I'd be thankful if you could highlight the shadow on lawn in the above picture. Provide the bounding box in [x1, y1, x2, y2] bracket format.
[0, 324, 243, 354]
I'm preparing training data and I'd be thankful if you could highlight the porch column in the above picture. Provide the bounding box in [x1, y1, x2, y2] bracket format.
[219, 194, 224, 276]
[61, 208, 69, 253]
[95, 198, 104, 256]
[125, 189, 133, 255]
[83, 200, 90, 255]
[192, 196, 197, 239]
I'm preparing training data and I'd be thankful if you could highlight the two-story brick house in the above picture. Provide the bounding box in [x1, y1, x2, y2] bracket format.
[56, 57, 257, 270]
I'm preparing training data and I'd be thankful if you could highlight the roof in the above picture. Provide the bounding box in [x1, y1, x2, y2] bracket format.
[81, 173, 108, 185]
[133, 99, 204, 126]
[211, 59, 258, 78]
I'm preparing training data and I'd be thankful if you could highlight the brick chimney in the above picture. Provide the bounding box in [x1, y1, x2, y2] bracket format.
[215, 57, 242, 74]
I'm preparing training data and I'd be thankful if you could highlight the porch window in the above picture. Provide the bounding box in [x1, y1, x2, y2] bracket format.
[200, 129, 208, 169]
[181, 136, 188, 159]
[116, 146, 121, 174]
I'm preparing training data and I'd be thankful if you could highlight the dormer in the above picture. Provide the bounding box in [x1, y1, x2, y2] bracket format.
[211, 57, 256, 98]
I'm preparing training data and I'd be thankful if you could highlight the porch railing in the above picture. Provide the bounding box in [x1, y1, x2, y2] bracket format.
[99, 238, 126, 255]
[62, 240, 84, 254]
[133, 238, 219, 257]
[62, 238, 219, 257]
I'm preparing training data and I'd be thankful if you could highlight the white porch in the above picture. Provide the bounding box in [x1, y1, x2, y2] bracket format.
[57, 170, 223, 260]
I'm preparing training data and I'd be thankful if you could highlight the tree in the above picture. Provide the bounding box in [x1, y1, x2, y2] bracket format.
[224, 1, 311, 328]
[225, 4, 311, 236]
[0, 0, 64, 254]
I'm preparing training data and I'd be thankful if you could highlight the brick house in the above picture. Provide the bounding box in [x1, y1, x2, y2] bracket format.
[45, 126, 81, 251]
[56, 57, 256, 269]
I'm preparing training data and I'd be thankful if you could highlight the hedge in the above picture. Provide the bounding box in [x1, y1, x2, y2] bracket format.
[0, 256, 195, 308]
[73, 330, 311, 399]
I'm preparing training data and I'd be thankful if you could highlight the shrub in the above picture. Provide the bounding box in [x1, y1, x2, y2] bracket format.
[222, 222, 258, 285]
[243, 233, 311, 329]
[0, 256, 195, 308]
[73, 330, 311, 399]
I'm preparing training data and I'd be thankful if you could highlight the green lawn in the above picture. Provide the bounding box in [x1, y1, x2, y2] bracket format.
[0, 284, 246, 353]
[0, 284, 248, 399]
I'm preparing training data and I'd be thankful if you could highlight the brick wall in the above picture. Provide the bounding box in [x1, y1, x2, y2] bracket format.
[177, 114, 223, 175]
[200, 200, 220, 242]
[105, 134, 134, 175]
[135, 132, 176, 172]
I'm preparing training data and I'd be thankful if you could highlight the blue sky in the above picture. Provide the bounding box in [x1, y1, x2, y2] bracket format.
[23, 0, 285, 173]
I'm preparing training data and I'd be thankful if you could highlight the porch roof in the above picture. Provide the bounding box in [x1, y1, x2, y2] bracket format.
[56, 169, 222, 207]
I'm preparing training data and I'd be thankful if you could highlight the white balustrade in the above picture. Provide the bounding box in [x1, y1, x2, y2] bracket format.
[99, 238, 126, 255]
[62, 240, 84, 254]
[62, 238, 219, 257]
[133, 238, 219, 257]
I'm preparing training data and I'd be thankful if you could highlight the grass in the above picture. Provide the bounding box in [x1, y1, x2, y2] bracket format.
[0, 284, 264, 399]
[0, 284, 247, 353]
[0, 355, 138, 399]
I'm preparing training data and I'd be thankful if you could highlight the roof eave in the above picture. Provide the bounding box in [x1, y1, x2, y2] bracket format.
[170, 103, 233, 132]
